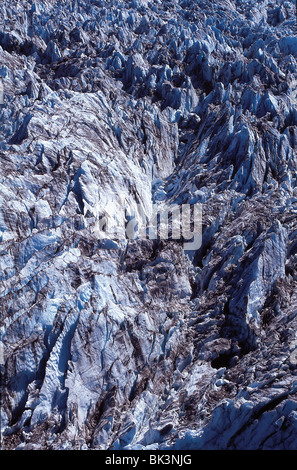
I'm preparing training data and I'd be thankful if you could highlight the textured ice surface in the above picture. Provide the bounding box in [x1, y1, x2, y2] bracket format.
[1, 0, 297, 450]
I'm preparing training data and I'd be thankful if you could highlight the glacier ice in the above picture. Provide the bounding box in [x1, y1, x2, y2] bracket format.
[1, 0, 297, 451]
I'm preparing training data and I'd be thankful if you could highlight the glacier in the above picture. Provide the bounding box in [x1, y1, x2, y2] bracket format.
[1, 0, 297, 450]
